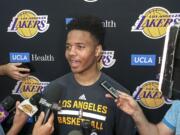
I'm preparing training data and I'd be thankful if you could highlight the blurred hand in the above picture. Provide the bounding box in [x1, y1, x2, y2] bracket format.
[105, 91, 142, 118]
[7, 101, 29, 135]
[3, 63, 30, 80]
[32, 112, 54, 135]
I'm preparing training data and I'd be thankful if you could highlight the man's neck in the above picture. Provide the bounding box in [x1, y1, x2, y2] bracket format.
[74, 70, 101, 86]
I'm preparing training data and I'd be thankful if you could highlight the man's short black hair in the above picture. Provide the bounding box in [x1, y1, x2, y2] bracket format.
[67, 15, 106, 47]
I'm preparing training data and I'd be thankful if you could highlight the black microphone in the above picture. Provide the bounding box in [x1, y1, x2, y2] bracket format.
[0, 96, 16, 123]
[38, 98, 61, 124]
[41, 83, 64, 124]
[81, 121, 98, 135]
[81, 121, 91, 135]
[18, 91, 61, 124]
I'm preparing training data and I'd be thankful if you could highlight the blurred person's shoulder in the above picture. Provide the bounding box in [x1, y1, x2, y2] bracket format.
[48, 72, 73, 86]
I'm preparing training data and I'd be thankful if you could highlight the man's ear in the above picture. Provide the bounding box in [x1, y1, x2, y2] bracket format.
[95, 45, 103, 57]
[96, 45, 103, 63]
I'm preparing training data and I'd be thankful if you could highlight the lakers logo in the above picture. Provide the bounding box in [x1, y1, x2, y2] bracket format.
[131, 7, 180, 39]
[98, 51, 116, 70]
[12, 75, 49, 99]
[133, 80, 165, 109]
[21, 104, 33, 114]
[8, 10, 49, 39]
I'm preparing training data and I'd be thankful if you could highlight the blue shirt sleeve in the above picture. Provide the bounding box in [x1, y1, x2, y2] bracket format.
[162, 100, 180, 132]
[0, 124, 5, 135]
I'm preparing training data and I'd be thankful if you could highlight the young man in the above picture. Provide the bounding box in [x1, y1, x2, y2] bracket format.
[43, 16, 135, 135]
[106, 91, 180, 135]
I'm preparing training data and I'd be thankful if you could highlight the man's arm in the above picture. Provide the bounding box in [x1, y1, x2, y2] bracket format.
[106, 91, 174, 135]
[7, 101, 29, 135]
[157, 122, 174, 135]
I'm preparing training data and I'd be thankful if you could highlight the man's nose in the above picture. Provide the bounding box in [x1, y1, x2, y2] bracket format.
[68, 46, 76, 55]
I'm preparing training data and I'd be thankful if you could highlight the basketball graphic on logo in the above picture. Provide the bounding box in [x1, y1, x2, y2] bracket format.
[131, 7, 173, 39]
[8, 9, 49, 39]
[15, 10, 38, 38]
[19, 76, 41, 99]
[134, 81, 165, 109]
[142, 7, 170, 39]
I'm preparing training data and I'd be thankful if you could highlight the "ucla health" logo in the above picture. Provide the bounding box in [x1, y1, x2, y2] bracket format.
[131, 7, 180, 39]
[9, 52, 30, 63]
[131, 54, 156, 66]
[7, 9, 50, 39]
[9, 52, 55, 62]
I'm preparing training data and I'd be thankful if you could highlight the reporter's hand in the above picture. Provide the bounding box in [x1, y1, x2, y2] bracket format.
[4, 63, 30, 80]
[105, 91, 142, 118]
[7, 101, 29, 135]
[33, 112, 54, 135]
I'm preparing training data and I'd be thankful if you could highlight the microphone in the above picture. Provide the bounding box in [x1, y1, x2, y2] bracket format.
[18, 93, 41, 117]
[38, 98, 61, 124]
[81, 121, 98, 135]
[0, 96, 15, 123]
[81, 121, 91, 135]
[41, 83, 64, 124]
[18, 91, 62, 125]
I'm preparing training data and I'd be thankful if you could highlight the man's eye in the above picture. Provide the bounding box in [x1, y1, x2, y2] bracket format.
[66, 45, 70, 49]
[78, 45, 85, 49]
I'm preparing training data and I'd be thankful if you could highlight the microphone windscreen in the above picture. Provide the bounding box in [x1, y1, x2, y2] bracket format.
[68, 130, 83, 135]
[42, 83, 65, 103]
[41, 83, 65, 124]
[0, 96, 15, 111]
[0, 96, 16, 123]
[29, 93, 42, 105]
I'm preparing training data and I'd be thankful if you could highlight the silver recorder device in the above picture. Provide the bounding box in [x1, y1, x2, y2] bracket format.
[101, 81, 119, 99]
